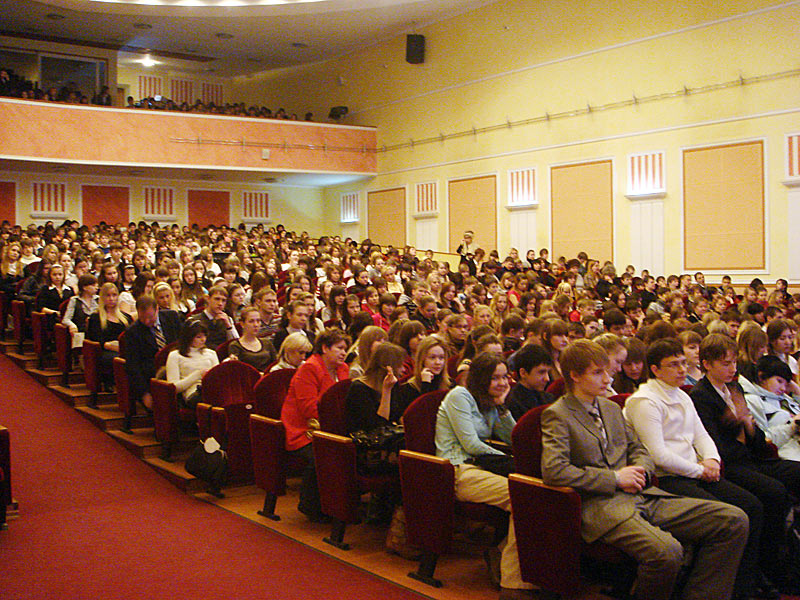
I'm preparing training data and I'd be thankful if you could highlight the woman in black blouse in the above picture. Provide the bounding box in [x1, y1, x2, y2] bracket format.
[228, 306, 277, 372]
[345, 342, 406, 434]
[87, 282, 131, 390]
[392, 336, 451, 419]
[36, 263, 74, 315]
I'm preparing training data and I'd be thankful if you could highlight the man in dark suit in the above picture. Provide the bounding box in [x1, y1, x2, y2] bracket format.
[541, 339, 747, 600]
[125, 295, 182, 409]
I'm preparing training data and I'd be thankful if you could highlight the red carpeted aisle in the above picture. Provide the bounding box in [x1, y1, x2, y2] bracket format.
[0, 355, 424, 600]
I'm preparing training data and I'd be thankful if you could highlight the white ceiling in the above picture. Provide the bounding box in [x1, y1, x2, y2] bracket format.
[0, 0, 492, 76]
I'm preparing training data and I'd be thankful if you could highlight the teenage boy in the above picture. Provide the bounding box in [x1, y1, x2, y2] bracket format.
[505, 344, 554, 420]
[691, 333, 800, 593]
[500, 314, 525, 352]
[625, 339, 767, 600]
[188, 285, 239, 349]
[541, 339, 747, 600]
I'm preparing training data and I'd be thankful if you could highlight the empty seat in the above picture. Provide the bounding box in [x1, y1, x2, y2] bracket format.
[209, 402, 257, 484]
[253, 368, 296, 419]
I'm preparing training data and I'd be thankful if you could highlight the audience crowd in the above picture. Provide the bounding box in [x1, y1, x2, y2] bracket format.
[0, 67, 314, 121]
[2, 217, 800, 600]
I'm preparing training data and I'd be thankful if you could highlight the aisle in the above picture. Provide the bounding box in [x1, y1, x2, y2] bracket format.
[0, 354, 424, 600]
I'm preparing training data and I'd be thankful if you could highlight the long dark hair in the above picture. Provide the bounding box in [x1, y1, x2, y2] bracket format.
[466, 351, 507, 411]
[178, 320, 209, 357]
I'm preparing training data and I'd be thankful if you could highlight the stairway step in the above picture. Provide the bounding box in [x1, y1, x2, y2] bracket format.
[0, 339, 32, 354]
[48, 384, 115, 407]
[107, 428, 162, 458]
[26, 367, 83, 387]
[6, 351, 39, 369]
[143, 457, 205, 493]
[75, 404, 153, 431]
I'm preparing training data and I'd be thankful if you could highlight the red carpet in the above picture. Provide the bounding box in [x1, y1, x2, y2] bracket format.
[0, 355, 424, 600]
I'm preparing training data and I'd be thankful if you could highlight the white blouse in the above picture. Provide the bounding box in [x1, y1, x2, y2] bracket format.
[165, 347, 219, 399]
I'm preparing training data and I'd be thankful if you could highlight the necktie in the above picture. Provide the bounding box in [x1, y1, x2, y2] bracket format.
[587, 402, 608, 452]
[153, 324, 166, 349]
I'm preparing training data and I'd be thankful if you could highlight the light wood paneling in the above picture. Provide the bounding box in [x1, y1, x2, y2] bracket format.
[683, 141, 764, 270]
[448, 175, 496, 253]
[367, 187, 406, 248]
[551, 160, 613, 261]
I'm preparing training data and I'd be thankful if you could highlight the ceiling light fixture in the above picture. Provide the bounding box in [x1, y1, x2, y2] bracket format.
[141, 55, 157, 67]
[291, 42, 309, 49]
[215, 32, 234, 39]
[45, 13, 66, 20]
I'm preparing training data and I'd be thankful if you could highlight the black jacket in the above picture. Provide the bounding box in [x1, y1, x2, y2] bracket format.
[125, 309, 182, 403]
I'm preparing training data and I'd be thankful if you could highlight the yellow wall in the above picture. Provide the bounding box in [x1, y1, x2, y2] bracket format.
[232, 0, 800, 281]
[0, 171, 326, 235]
[117, 63, 232, 105]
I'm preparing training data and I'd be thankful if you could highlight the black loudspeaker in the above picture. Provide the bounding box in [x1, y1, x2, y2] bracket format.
[406, 34, 425, 64]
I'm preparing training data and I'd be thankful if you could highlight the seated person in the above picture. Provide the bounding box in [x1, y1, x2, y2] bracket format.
[436, 352, 529, 596]
[678, 329, 704, 386]
[124, 295, 182, 409]
[280, 328, 350, 521]
[348, 326, 387, 379]
[612, 337, 647, 395]
[165, 321, 219, 409]
[62, 274, 98, 338]
[541, 339, 747, 600]
[392, 336, 451, 419]
[500, 313, 525, 353]
[187, 285, 239, 349]
[593, 333, 627, 397]
[271, 299, 315, 353]
[270, 332, 312, 372]
[36, 263, 73, 318]
[624, 339, 769, 600]
[86, 282, 131, 394]
[254, 288, 282, 339]
[741, 355, 800, 462]
[691, 333, 800, 593]
[505, 344, 554, 420]
[345, 341, 405, 433]
[410, 295, 438, 333]
[228, 306, 277, 372]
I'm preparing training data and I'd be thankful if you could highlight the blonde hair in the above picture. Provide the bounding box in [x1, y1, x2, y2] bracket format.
[98, 282, 125, 330]
[153, 281, 178, 311]
[354, 326, 387, 369]
[489, 291, 509, 330]
[0, 242, 23, 277]
[276, 331, 313, 362]
[411, 336, 451, 391]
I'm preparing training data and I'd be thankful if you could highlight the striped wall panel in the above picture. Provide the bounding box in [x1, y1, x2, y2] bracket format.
[170, 79, 194, 105]
[201, 83, 224, 106]
[508, 168, 536, 206]
[138, 76, 163, 99]
[143, 187, 175, 218]
[32, 182, 66, 214]
[415, 182, 437, 213]
[627, 151, 665, 195]
[243, 191, 269, 220]
[341, 192, 359, 222]
[788, 134, 800, 178]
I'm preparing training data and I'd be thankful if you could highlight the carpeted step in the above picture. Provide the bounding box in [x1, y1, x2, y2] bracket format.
[75, 404, 154, 431]
[48, 384, 115, 407]
[27, 367, 84, 387]
[143, 456, 205, 493]
[5, 351, 38, 369]
[107, 427, 196, 459]
[0, 339, 32, 354]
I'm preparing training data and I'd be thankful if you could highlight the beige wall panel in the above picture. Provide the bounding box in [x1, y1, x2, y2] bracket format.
[367, 187, 406, 248]
[551, 160, 613, 261]
[447, 175, 497, 253]
[683, 141, 764, 270]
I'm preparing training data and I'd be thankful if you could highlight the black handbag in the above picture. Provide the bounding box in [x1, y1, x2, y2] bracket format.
[185, 442, 228, 494]
[466, 453, 514, 477]
[349, 424, 404, 475]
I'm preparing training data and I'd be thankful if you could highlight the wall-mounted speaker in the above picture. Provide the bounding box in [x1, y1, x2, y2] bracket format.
[406, 34, 425, 64]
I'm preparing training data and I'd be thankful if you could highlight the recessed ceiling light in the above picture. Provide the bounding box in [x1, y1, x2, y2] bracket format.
[46, 13, 66, 20]
[291, 42, 309, 49]
[263, 177, 276, 182]
[133, 23, 152, 30]
[215, 32, 234, 39]
[141, 55, 157, 67]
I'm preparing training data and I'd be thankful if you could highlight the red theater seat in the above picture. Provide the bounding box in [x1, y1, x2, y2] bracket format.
[249, 414, 292, 520]
[54, 323, 72, 387]
[317, 379, 351, 436]
[150, 378, 193, 461]
[201, 361, 260, 408]
[253, 368, 296, 419]
[82, 339, 102, 408]
[113, 357, 134, 433]
[30, 311, 47, 368]
[210, 402, 257, 484]
[11, 299, 28, 354]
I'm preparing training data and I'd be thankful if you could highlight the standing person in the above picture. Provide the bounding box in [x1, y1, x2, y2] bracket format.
[228, 306, 277, 372]
[541, 339, 748, 600]
[624, 339, 769, 600]
[86, 282, 131, 395]
[435, 352, 529, 597]
[125, 295, 182, 410]
[280, 329, 350, 522]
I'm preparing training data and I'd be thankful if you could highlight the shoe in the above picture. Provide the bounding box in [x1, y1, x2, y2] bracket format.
[754, 571, 780, 600]
[208, 488, 225, 499]
[484, 547, 501, 590]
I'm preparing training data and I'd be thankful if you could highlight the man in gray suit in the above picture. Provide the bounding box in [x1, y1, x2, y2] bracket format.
[541, 339, 748, 600]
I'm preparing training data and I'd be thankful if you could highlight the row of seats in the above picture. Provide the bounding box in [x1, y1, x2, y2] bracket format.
[0, 424, 9, 530]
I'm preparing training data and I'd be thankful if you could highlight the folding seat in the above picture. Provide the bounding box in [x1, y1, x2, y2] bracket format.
[510, 405, 635, 596]
[82, 340, 102, 408]
[215, 339, 234, 362]
[153, 342, 177, 374]
[201, 361, 260, 408]
[54, 323, 72, 387]
[30, 311, 47, 369]
[117, 330, 126, 358]
[11, 299, 27, 354]
[399, 390, 508, 587]
[0, 425, 9, 530]
[208, 402, 257, 484]
[252, 368, 296, 419]
[249, 414, 291, 520]
[312, 430, 398, 550]
[150, 378, 193, 461]
[113, 357, 134, 433]
[545, 377, 565, 397]
[608, 393, 630, 408]
[316, 379, 351, 435]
